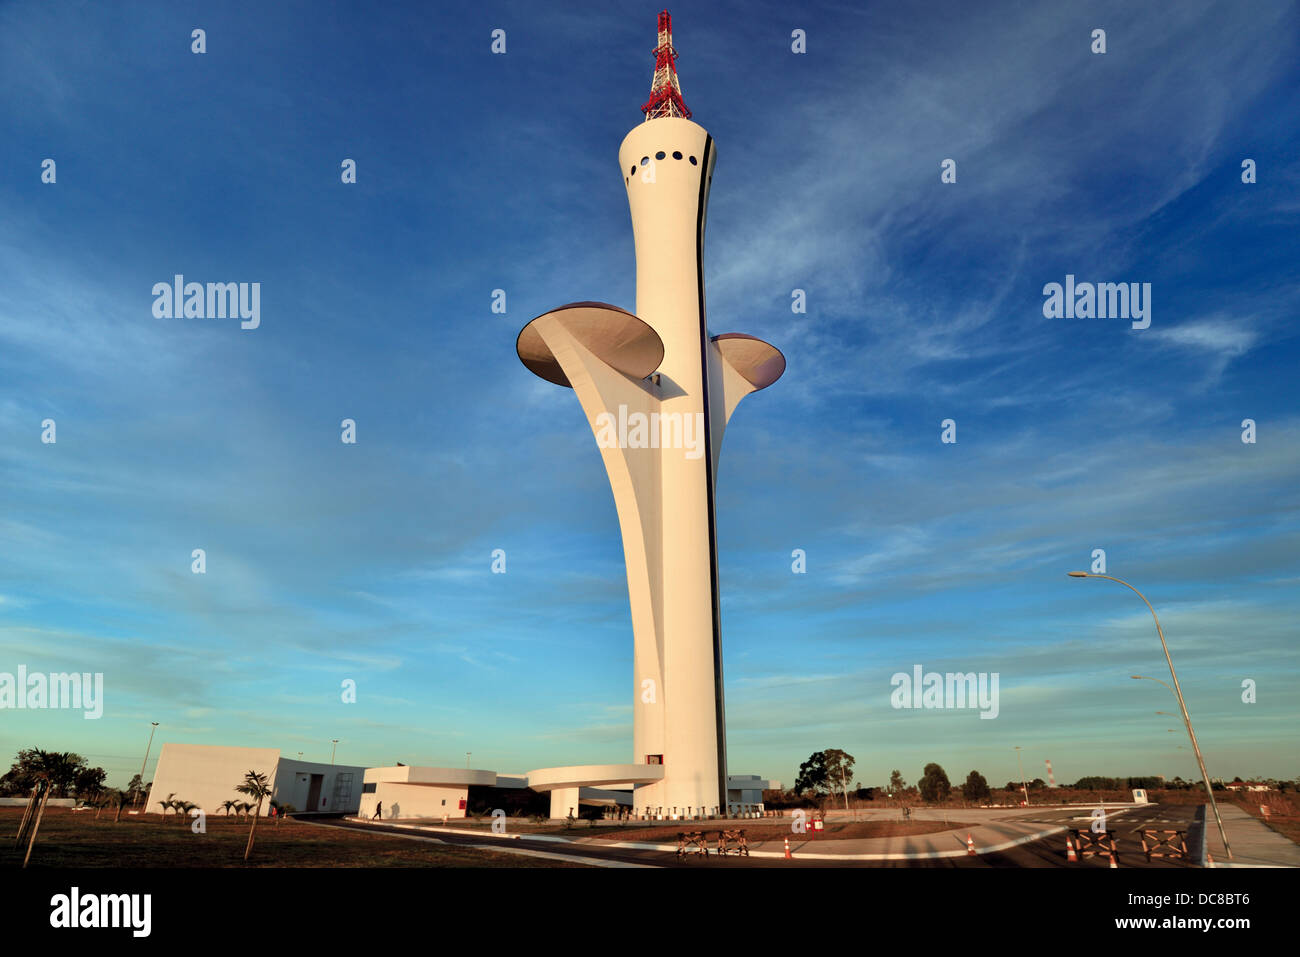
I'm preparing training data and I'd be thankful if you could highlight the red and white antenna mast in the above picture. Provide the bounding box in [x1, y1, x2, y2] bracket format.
[640, 10, 692, 121]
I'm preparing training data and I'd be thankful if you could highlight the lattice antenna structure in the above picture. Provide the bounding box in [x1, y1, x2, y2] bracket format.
[640, 10, 692, 121]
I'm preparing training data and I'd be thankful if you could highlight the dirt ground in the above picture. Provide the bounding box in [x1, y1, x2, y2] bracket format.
[1, 807, 585, 867]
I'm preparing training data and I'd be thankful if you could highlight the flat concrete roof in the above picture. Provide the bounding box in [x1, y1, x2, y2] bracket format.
[525, 763, 666, 791]
[363, 766, 497, 787]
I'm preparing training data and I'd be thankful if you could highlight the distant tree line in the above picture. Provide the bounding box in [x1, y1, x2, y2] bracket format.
[1072, 776, 1164, 790]
[0, 748, 107, 799]
[778, 750, 1300, 808]
[0, 747, 156, 809]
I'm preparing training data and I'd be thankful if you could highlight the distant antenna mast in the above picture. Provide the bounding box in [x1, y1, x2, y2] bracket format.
[641, 10, 692, 121]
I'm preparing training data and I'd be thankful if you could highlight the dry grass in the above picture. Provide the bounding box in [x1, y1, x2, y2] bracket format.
[1231, 793, 1300, 846]
[1, 807, 587, 868]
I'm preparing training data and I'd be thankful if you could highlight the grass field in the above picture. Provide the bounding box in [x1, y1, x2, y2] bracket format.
[1155, 790, 1300, 845]
[1, 808, 587, 868]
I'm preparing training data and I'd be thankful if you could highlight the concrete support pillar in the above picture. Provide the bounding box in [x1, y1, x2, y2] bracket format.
[550, 787, 580, 820]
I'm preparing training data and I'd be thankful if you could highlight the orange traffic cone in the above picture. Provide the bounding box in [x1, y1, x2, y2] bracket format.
[783, 837, 792, 860]
[1206, 851, 1215, 869]
[1066, 835, 1077, 862]
[1109, 852, 1118, 869]
[966, 833, 976, 856]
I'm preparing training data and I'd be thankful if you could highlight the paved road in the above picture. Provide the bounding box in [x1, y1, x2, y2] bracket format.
[978, 802, 1203, 868]
[311, 804, 1207, 868]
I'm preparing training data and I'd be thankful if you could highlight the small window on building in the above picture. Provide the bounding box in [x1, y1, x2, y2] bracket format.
[362, 782, 376, 794]
[646, 754, 663, 765]
[441, 799, 446, 806]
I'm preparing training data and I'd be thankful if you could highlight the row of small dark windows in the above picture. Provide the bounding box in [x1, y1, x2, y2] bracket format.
[628, 151, 698, 177]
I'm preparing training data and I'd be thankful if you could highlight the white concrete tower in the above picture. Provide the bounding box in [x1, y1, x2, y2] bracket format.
[517, 10, 784, 820]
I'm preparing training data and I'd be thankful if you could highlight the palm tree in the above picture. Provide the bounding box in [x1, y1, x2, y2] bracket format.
[91, 788, 123, 821]
[234, 770, 273, 862]
[157, 792, 176, 820]
[176, 800, 198, 826]
[220, 799, 238, 818]
[26, 750, 81, 797]
[238, 802, 253, 820]
[110, 788, 129, 823]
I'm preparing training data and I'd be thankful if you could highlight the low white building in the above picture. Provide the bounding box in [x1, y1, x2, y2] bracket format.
[726, 775, 771, 814]
[149, 745, 773, 823]
[357, 764, 773, 821]
[359, 766, 498, 821]
[148, 743, 364, 817]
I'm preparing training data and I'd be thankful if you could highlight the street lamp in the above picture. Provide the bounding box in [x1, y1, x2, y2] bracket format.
[331, 740, 338, 765]
[137, 722, 159, 808]
[1069, 570, 1233, 859]
[1139, 675, 1219, 781]
[1014, 746, 1029, 806]
[466, 752, 472, 769]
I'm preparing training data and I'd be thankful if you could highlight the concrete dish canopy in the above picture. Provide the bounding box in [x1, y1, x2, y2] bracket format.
[517, 301, 665, 388]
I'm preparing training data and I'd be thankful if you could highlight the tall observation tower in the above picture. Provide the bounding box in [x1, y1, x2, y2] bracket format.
[517, 11, 784, 819]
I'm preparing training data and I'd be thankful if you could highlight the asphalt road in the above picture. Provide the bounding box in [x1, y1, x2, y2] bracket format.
[312, 803, 1207, 868]
[978, 802, 1204, 868]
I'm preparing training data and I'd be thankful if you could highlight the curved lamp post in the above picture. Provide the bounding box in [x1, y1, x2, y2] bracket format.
[1068, 571, 1232, 860]
[137, 722, 159, 808]
[1013, 746, 1029, 806]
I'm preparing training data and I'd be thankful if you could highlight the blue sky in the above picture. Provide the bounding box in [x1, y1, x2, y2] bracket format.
[2, 0, 1297, 791]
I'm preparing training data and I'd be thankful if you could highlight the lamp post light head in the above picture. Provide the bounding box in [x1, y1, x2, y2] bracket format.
[1067, 571, 1089, 577]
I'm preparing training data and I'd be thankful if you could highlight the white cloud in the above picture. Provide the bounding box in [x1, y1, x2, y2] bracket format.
[1148, 315, 1258, 356]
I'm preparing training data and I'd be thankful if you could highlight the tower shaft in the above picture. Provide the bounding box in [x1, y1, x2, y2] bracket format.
[517, 11, 784, 822]
[620, 116, 722, 817]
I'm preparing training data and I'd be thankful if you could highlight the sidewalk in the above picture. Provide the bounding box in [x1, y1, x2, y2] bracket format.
[1204, 803, 1300, 868]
